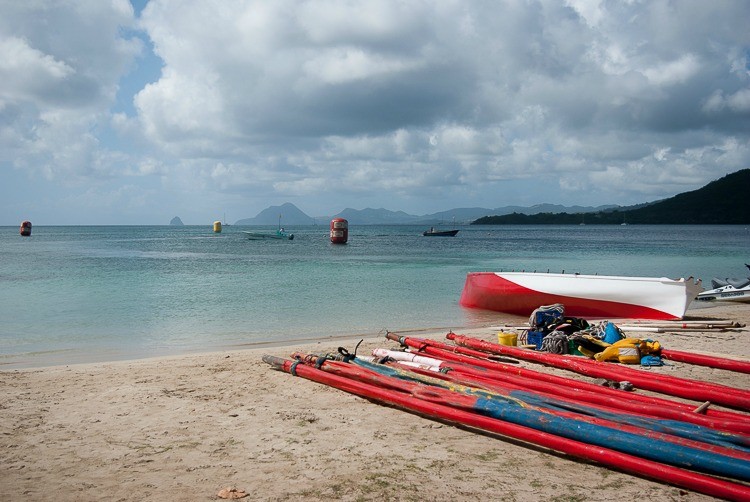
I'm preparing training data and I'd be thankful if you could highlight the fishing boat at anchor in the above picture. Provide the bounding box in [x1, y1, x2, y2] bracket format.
[423, 217, 459, 236]
[423, 227, 459, 236]
[243, 228, 294, 240]
[243, 214, 294, 240]
[459, 271, 703, 320]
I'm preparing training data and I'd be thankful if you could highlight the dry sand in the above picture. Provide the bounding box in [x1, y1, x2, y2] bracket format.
[1, 304, 749, 501]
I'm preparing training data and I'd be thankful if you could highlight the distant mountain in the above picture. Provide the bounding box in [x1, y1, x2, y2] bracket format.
[235, 176, 750, 228]
[420, 204, 617, 224]
[473, 169, 750, 225]
[322, 204, 616, 225]
[169, 216, 184, 226]
[622, 169, 749, 223]
[236, 202, 623, 226]
[332, 207, 422, 225]
[235, 202, 316, 225]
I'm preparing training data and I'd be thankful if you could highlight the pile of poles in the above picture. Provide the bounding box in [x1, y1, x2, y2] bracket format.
[264, 330, 750, 501]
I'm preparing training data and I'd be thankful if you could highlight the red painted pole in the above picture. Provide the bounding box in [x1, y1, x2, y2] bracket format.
[386, 360, 750, 457]
[389, 357, 750, 439]
[386, 333, 750, 426]
[314, 355, 750, 460]
[263, 355, 750, 501]
[446, 332, 750, 411]
[661, 349, 750, 374]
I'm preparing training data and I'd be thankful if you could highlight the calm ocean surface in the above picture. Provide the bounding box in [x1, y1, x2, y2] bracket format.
[1, 224, 748, 369]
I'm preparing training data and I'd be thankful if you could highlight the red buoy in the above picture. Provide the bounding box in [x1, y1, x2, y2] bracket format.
[330, 218, 348, 244]
[19, 221, 32, 237]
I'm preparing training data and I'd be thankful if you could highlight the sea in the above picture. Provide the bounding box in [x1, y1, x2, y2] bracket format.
[1, 224, 748, 369]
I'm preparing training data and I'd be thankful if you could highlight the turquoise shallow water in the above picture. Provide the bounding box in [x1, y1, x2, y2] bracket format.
[1, 224, 748, 368]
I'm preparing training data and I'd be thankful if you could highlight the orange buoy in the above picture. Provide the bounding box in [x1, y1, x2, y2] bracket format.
[19, 221, 32, 237]
[330, 218, 348, 244]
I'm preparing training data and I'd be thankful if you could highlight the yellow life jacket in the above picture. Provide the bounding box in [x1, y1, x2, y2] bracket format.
[577, 336, 660, 364]
[594, 340, 641, 364]
[574, 334, 610, 358]
[640, 339, 661, 355]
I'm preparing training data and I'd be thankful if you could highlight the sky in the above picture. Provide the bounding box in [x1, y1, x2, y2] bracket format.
[1, 0, 749, 225]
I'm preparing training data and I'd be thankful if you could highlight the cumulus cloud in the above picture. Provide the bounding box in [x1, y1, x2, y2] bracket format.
[1, 0, 749, 222]
[704, 88, 750, 113]
[0, 37, 75, 102]
[0, 0, 141, 181]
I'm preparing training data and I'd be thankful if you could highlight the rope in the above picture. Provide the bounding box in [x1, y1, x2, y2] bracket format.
[336, 339, 364, 362]
[540, 330, 569, 354]
[519, 330, 528, 345]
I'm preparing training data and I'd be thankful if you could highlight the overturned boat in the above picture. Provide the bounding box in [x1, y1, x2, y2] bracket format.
[459, 271, 702, 320]
[697, 265, 750, 303]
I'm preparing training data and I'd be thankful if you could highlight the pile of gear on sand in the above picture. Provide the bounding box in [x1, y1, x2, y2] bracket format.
[520, 304, 664, 367]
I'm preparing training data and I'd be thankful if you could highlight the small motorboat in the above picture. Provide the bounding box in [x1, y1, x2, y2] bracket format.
[243, 229, 294, 240]
[423, 227, 459, 237]
[459, 271, 703, 320]
[244, 215, 294, 240]
[696, 264, 750, 303]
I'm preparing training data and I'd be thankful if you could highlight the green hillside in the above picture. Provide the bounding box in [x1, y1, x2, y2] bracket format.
[473, 169, 750, 225]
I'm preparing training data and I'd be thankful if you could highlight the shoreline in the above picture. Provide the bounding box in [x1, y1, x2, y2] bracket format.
[1, 303, 748, 501]
[0, 322, 495, 371]
[0, 302, 728, 372]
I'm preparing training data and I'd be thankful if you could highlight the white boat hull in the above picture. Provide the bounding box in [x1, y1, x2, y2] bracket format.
[460, 272, 702, 320]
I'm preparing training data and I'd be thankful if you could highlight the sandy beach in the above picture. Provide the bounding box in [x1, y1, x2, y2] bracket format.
[1, 303, 748, 501]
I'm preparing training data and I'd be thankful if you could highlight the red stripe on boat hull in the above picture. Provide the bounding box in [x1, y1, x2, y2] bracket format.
[459, 273, 678, 320]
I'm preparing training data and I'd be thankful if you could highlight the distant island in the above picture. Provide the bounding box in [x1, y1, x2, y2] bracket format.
[472, 169, 749, 225]
[170, 216, 184, 226]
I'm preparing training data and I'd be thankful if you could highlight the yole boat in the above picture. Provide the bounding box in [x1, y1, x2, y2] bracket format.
[459, 271, 703, 320]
